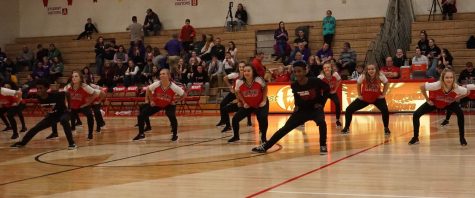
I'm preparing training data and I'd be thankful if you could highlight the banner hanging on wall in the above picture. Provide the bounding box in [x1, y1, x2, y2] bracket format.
[175, 0, 198, 6]
[47, 6, 68, 15]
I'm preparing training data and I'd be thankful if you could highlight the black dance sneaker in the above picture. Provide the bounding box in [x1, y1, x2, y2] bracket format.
[20, 128, 27, 133]
[216, 121, 225, 127]
[460, 137, 468, 146]
[10, 133, 19, 140]
[2, 126, 12, 132]
[87, 133, 93, 141]
[252, 143, 267, 153]
[10, 142, 25, 148]
[132, 133, 145, 141]
[227, 136, 240, 143]
[221, 126, 231, 133]
[440, 120, 449, 127]
[320, 145, 328, 155]
[171, 134, 178, 141]
[68, 144, 78, 150]
[384, 128, 391, 135]
[46, 133, 58, 140]
[408, 137, 419, 145]
[144, 126, 152, 132]
[341, 128, 350, 134]
[336, 120, 342, 128]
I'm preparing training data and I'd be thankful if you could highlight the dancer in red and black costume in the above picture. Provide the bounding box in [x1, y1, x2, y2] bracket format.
[318, 63, 342, 127]
[0, 83, 23, 139]
[88, 83, 106, 133]
[341, 64, 391, 135]
[252, 61, 330, 154]
[133, 69, 185, 141]
[64, 71, 100, 140]
[409, 69, 469, 146]
[217, 61, 252, 132]
[228, 65, 268, 143]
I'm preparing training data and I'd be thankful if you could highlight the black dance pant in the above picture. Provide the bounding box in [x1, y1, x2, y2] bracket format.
[70, 106, 94, 135]
[323, 93, 341, 120]
[231, 101, 268, 142]
[137, 104, 177, 135]
[344, 98, 389, 129]
[413, 102, 464, 138]
[20, 112, 74, 145]
[219, 92, 251, 127]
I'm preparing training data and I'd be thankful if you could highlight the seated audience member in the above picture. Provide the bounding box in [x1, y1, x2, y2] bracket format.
[188, 65, 210, 95]
[129, 46, 145, 68]
[1, 58, 17, 81]
[439, 48, 453, 68]
[21, 74, 36, 97]
[208, 56, 225, 87]
[288, 42, 310, 64]
[151, 47, 166, 68]
[350, 64, 364, 80]
[149, 65, 160, 83]
[458, 62, 475, 84]
[141, 59, 153, 84]
[381, 57, 400, 79]
[143, 8, 162, 36]
[32, 61, 49, 80]
[188, 51, 201, 66]
[210, 37, 226, 61]
[433, 64, 447, 80]
[442, 0, 457, 20]
[252, 52, 265, 77]
[316, 43, 333, 65]
[103, 40, 117, 61]
[35, 44, 49, 63]
[177, 58, 189, 84]
[200, 34, 214, 62]
[113, 60, 128, 85]
[126, 16, 144, 42]
[113, 45, 129, 64]
[270, 65, 291, 82]
[307, 55, 321, 77]
[417, 30, 429, 55]
[293, 30, 308, 49]
[49, 57, 64, 83]
[234, 3, 248, 31]
[82, 66, 94, 84]
[98, 61, 116, 90]
[336, 42, 357, 77]
[76, 18, 99, 40]
[47, 44, 62, 60]
[188, 56, 200, 74]
[223, 52, 235, 74]
[426, 38, 441, 78]
[227, 41, 238, 61]
[124, 60, 139, 87]
[145, 45, 154, 61]
[393, 48, 407, 67]
[411, 47, 429, 66]
[16, 46, 34, 71]
[288, 51, 306, 66]
[180, 19, 196, 52]
[194, 34, 207, 54]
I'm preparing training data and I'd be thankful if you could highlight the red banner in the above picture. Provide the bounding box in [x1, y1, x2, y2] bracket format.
[43, 0, 48, 7]
[67, 0, 72, 5]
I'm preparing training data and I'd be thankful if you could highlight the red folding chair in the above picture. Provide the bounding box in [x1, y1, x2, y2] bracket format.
[105, 86, 126, 115]
[183, 83, 204, 114]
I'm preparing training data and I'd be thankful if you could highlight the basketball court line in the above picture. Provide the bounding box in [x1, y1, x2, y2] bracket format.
[267, 190, 446, 198]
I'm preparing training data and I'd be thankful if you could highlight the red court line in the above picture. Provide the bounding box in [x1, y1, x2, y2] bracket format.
[246, 140, 389, 198]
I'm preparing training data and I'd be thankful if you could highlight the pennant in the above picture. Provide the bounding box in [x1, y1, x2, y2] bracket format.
[43, 0, 48, 7]
[67, 0, 72, 5]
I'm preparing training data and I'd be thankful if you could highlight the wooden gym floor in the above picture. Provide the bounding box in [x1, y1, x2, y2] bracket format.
[0, 113, 474, 198]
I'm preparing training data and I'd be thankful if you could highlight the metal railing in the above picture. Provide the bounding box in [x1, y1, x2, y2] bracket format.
[365, 0, 415, 66]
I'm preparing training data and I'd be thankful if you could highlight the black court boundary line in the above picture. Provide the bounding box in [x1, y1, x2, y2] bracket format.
[0, 131, 267, 186]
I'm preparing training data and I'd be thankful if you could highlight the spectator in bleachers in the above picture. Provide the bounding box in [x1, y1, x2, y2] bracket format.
[188, 51, 201, 66]
[316, 43, 333, 66]
[16, 46, 34, 71]
[288, 52, 306, 66]
[307, 55, 321, 77]
[417, 30, 429, 55]
[433, 63, 447, 80]
[126, 16, 144, 42]
[145, 45, 154, 61]
[200, 34, 215, 62]
[336, 42, 357, 77]
[350, 64, 364, 80]
[141, 59, 153, 84]
[188, 64, 210, 95]
[234, 3, 248, 31]
[458, 62, 475, 84]
[49, 57, 64, 83]
[98, 61, 116, 90]
[1, 58, 17, 82]
[227, 41, 238, 61]
[412, 47, 429, 65]
[223, 52, 235, 74]
[0, 48, 7, 65]
[322, 10, 336, 47]
[381, 57, 400, 79]
[165, 33, 182, 77]
[150, 65, 160, 83]
[103, 40, 117, 62]
[442, 0, 457, 20]
[273, 21, 289, 63]
[94, 37, 105, 75]
[211, 37, 226, 61]
[124, 60, 139, 87]
[32, 61, 49, 80]
[270, 65, 291, 82]
[76, 18, 99, 40]
[129, 46, 145, 69]
[392, 49, 407, 67]
[128, 40, 145, 57]
[194, 34, 207, 54]
[293, 30, 308, 49]
[177, 58, 189, 84]
[35, 44, 49, 63]
[113, 60, 128, 85]
[47, 43, 62, 61]
[426, 38, 441, 78]
[82, 66, 94, 84]
[143, 8, 162, 36]
[180, 19, 196, 53]
[188, 56, 200, 75]
[21, 74, 36, 97]
[208, 55, 225, 87]
[252, 52, 265, 77]
[439, 48, 453, 68]
[113, 45, 128, 64]
[288, 42, 310, 64]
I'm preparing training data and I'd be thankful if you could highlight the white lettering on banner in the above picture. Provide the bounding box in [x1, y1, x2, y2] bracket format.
[47, 6, 65, 15]
[175, 0, 198, 6]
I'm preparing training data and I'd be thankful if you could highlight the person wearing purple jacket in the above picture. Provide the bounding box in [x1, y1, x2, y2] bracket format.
[316, 43, 334, 66]
[164, 33, 182, 78]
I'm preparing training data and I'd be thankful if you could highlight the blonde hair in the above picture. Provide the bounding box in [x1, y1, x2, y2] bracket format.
[439, 68, 456, 90]
[320, 62, 335, 76]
